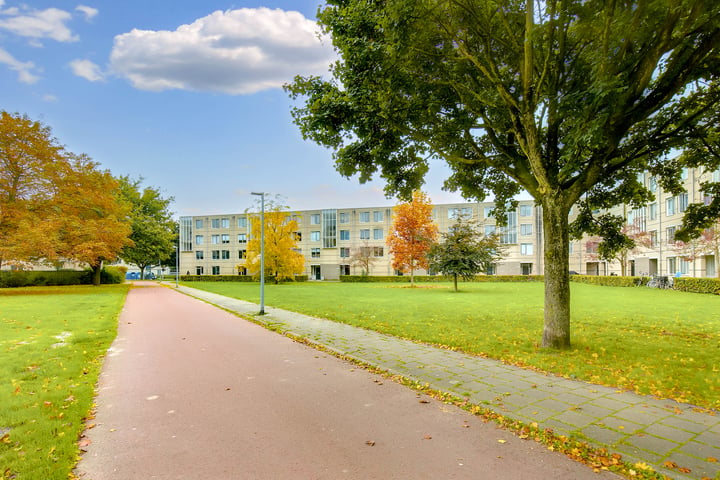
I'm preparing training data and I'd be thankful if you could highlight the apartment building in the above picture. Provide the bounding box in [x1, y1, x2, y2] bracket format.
[178, 166, 719, 280]
[179, 200, 547, 280]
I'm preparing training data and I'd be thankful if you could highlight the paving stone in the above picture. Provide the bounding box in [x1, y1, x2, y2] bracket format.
[553, 391, 593, 407]
[614, 404, 673, 425]
[660, 415, 716, 434]
[643, 423, 697, 444]
[532, 398, 574, 413]
[587, 396, 632, 413]
[596, 416, 644, 434]
[572, 402, 616, 419]
[579, 424, 627, 446]
[664, 451, 720, 480]
[621, 433, 680, 456]
[514, 406, 557, 422]
[553, 410, 597, 429]
[677, 440, 720, 461]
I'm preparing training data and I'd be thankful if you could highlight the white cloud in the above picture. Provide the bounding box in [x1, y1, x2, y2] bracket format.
[0, 47, 39, 83]
[69, 58, 104, 81]
[109, 7, 336, 95]
[42, 94, 58, 102]
[0, 5, 77, 42]
[75, 5, 98, 21]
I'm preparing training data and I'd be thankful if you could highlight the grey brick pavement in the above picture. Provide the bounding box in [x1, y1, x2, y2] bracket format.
[175, 285, 720, 480]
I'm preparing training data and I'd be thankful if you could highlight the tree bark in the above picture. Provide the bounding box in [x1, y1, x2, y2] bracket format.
[541, 199, 571, 349]
[92, 262, 103, 286]
[453, 273, 458, 292]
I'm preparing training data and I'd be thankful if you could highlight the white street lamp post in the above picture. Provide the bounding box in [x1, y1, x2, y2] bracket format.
[251, 192, 267, 315]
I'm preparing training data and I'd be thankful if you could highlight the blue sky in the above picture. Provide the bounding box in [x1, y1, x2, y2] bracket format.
[1, 0, 466, 216]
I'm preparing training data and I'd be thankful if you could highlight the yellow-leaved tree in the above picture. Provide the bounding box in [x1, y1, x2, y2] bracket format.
[246, 206, 304, 284]
[387, 190, 438, 286]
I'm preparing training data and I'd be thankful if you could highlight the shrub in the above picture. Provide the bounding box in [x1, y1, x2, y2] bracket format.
[674, 277, 720, 295]
[339, 274, 544, 283]
[0, 268, 126, 288]
[568, 275, 644, 287]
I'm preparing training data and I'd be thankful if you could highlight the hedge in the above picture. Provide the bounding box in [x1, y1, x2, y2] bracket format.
[673, 277, 720, 295]
[180, 274, 308, 283]
[568, 274, 647, 288]
[0, 266, 126, 288]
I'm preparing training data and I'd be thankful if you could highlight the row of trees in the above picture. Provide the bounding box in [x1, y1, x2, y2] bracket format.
[0, 111, 175, 284]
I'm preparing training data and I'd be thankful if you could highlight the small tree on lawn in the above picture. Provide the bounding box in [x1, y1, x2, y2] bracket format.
[429, 215, 505, 292]
[387, 191, 438, 286]
[246, 202, 304, 284]
[349, 240, 376, 276]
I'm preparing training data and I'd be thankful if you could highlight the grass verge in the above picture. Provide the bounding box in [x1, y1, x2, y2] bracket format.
[184, 281, 720, 410]
[0, 284, 129, 480]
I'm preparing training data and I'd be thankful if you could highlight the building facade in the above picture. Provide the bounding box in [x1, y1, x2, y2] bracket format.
[178, 167, 720, 280]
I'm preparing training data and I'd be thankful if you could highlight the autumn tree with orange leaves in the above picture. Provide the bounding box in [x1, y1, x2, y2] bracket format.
[387, 191, 438, 285]
[0, 111, 132, 283]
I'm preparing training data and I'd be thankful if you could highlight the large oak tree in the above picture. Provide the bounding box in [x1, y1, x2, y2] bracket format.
[287, 0, 720, 348]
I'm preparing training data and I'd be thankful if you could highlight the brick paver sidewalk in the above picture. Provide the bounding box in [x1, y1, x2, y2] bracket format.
[175, 285, 720, 480]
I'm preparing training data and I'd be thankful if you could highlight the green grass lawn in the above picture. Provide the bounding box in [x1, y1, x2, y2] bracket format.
[186, 280, 720, 410]
[0, 284, 129, 480]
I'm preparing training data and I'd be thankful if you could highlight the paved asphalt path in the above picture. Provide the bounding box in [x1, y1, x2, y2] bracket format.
[77, 282, 618, 479]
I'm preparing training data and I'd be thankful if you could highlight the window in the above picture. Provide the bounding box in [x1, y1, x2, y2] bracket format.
[359, 212, 370, 222]
[678, 193, 688, 213]
[340, 230, 350, 241]
[360, 229, 370, 240]
[180, 217, 193, 251]
[449, 207, 472, 219]
[520, 224, 533, 236]
[373, 211, 383, 222]
[667, 257, 676, 275]
[195, 219, 203, 229]
[484, 225, 496, 236]
[339, 212, 350, 223]
[211, 234, 220, 244]
[373, 228, 383, 240]
[650, 230, 658, 247]
[292, 232, 301, 242]
[520, 243, 533, 255]
[311, 248, 321, 258]
[373, 247, 384, 257]
[221, 250, 230, 260]
[212, 250, 220, 259]
[238, 233, 247, 244]
[681, 167, 688, 180]
[483, 207, 494, 218]
[221, 234, 230, 244]
[520, 204, 532, 217]
[500, 211, 518, 244]
[666, 226, 676, 242]
[678, 257, 689, 274]
[568, 242, 574, 254]
[649, 202, 657, 220]
[323, 209, 337, 248]
[666, 197, 676, 216]
[195, 251, 204, 260]
[310, 214, 321, 225]
[195, 266, 204, 275]
[237, 267, 247, 275]
[221, 218, 229, 228]
[212, 266, 220, 275]
[211, 218, 220, 228]
[340, 247, 350, 258]
[649, 176, 658, 191]
[310, 231, 321, 242]
[714, 168, 720, 183]
[238, 250, 246, 259]
[340, 265, 350, 276]
[238, 217, 247, 228]
[195, 235, 204, 245]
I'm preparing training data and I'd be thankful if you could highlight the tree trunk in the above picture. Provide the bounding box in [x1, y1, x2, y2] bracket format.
[140, 266, 146, 280]
[453, 273, 458, 292]
[410, 267, 415, 286]
[541, 199, 571, 349]
[92, 263, 103, 286]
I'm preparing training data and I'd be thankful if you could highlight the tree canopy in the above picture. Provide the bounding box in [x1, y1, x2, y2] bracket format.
[246, 202, 304, 283]
[429, 215, 505, 291]
[387, 190, 438, 284]
[118, 176, 176, 279]
[287, 0, 720, 348]
[0, 111, 132, 283]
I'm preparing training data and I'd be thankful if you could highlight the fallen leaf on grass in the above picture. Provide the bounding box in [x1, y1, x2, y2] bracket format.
[678, 467, 691, 473]
[663, 461, 678, 469]
[707, 457, 718, 463]
[497, 439, 507, 444]
[419, 399, 430, 404]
